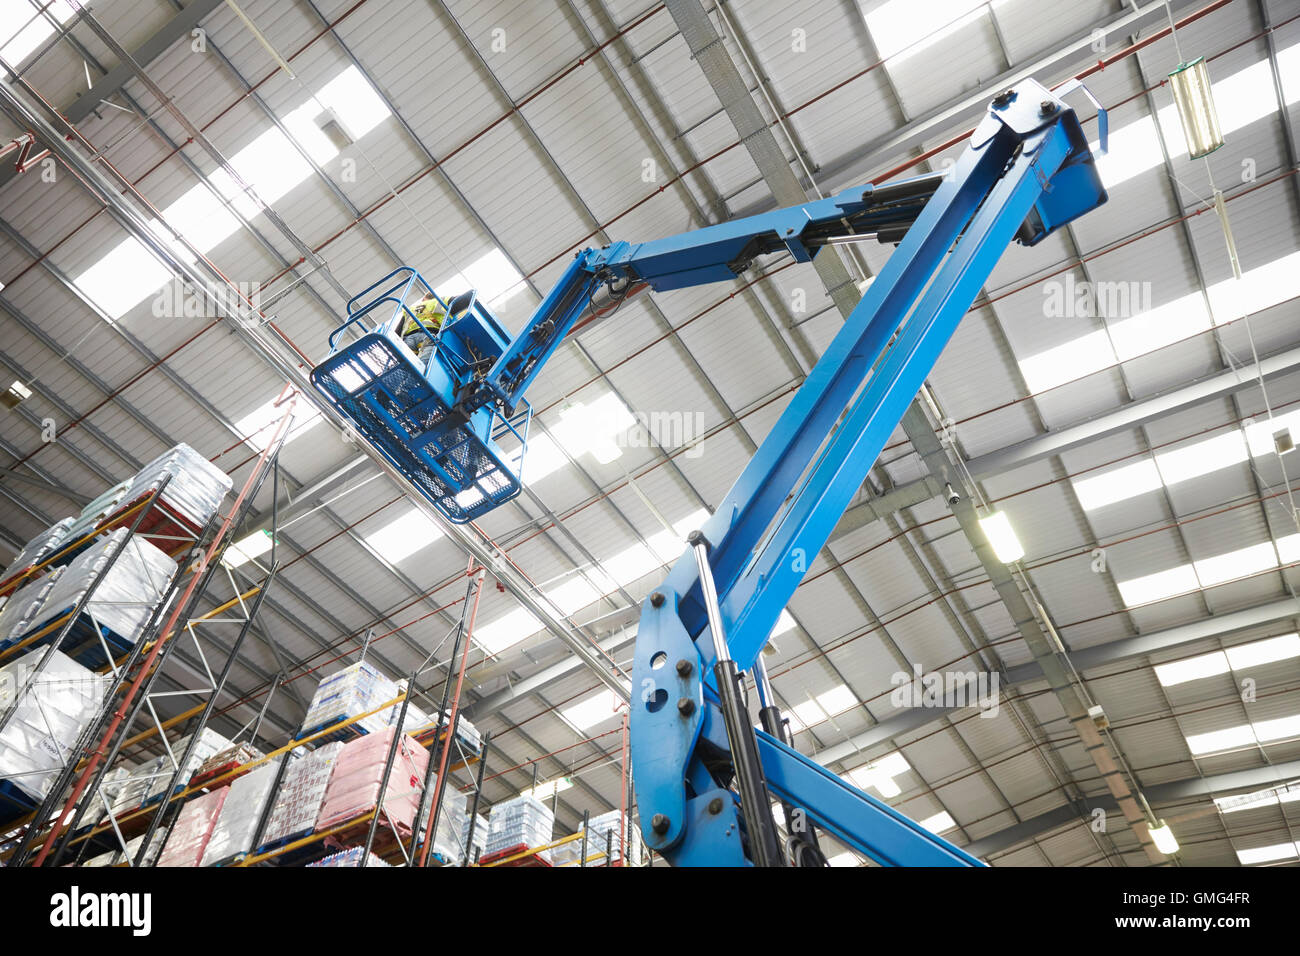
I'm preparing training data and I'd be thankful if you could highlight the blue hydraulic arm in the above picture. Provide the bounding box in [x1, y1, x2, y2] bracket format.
[311, 78, 1108, 865]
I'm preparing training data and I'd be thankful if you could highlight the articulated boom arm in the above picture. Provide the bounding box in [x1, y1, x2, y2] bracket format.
[312, 79, 1107, 865]
[475, 169, 945, 416]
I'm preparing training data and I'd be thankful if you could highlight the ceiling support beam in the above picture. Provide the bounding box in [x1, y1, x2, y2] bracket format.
[966, 757, 1300, 860]
[811, 595, 1300, 766]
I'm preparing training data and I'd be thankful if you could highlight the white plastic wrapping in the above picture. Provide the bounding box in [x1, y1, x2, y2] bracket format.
[0, 517, 74, 587]
[145, 727, 231, 801]
[0, 566, 65, 644]
[121, 442, 232, 530]
[0, 648, 111, 800]
[64, 481, 132, 542]
[485, 793, 555, 862]
[22, 528, 178, 650]
[200, 758, 281, 865]
[299, 661, 399, 737]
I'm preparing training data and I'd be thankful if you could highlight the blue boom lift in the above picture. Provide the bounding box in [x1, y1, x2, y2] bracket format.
[312, 79, 1109, 866]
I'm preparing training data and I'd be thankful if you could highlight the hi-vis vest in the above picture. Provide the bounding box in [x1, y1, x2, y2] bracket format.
[403, 298, 447, 337]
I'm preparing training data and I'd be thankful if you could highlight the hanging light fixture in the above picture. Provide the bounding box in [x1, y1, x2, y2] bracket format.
[1148, 819, 1181, 855]
[1168, 57, 1225, 159]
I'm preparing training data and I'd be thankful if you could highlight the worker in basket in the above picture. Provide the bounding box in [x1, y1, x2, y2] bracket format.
[401, 290, 472, 359]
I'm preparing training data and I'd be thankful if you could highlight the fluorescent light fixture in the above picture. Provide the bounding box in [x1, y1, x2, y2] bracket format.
[523, 776, 572, 800]
[827, 851, 859, 867]
[1154, 650, 1229, 687]
[1148, 819, 1180, 855]
[1236, 842, 1299, 865]
[559, 690, 622, 730]
[1224, 633, 1300, 670]
[919, 810, 957, 834]
[223, 529, 273, 568]
[363, 507, 443, 564]
[1168, 58, 1225, 159]
[773, 609, 797, 636]
[1185, 723, 1256, 756]
[978, 510, 1024, 563]
[1, 380, 31, 410]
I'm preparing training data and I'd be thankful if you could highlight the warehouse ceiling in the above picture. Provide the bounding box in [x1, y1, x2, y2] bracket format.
[2, 0, 1300, 867]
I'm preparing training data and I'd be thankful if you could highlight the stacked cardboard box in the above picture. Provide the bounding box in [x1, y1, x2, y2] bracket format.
[299, 661, 398, 737]
[0, 648, 111, 800]
[259, 742, 343, 847]
[200, 758, 280, 865]
[156, 786, 228, 867]
[485, 793, 555, 863]
[314, 728, 428, 840]
[307, 846, 391, 867]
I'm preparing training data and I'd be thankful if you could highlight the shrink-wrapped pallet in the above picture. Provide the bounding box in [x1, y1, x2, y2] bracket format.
[259, 742, 343, 847]
[299, 661, 398, 737]
[0, 648, 111, 800]
[200, 758, 280, 865]
[121, 443, 232, 531]
[0, 517, 75, 589]
[314, 728, 428, 839]
[155, 786, 228, 867]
